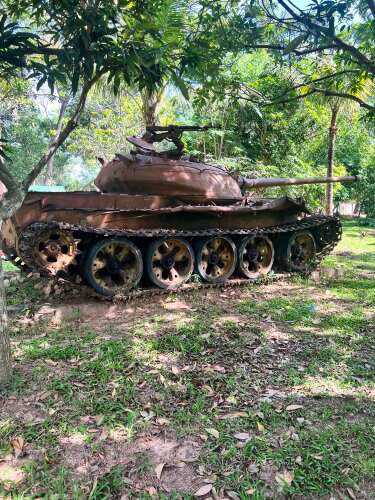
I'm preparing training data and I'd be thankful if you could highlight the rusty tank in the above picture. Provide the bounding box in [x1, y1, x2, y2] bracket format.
[1, 125, 359, 296]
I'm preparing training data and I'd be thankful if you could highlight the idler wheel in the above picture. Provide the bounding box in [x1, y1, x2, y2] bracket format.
[195, 236, 236, 283]
[83, 238, 143, 296]
[279, 230, 316, 272]
[236, 235, 274, 279]
[146, 237, 194, 289]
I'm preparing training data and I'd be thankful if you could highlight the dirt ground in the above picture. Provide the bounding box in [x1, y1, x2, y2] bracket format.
[1, 219, 374, 499]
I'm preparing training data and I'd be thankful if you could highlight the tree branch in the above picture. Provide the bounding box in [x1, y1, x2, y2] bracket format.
[365, 0, 375, 19]
[262, 89, 318, 106]
[0, 68, 107, 219]
[268, 70, 357, 101]
[241, 41, 337, 56]
[276, 0, 375, 73]
[312, 88, 375, 111]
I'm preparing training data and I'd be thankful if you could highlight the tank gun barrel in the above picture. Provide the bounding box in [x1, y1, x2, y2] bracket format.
[146, 125, 220, 132]
[242, 175, 360, 189]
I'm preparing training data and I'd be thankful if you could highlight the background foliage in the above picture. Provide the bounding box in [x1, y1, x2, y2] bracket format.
[0, 0, 374, 215]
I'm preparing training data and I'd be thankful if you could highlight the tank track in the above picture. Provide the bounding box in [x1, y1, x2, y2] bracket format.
[17, 215, 342, 298]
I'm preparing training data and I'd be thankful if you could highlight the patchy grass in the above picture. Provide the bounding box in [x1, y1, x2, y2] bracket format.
[2, 260, 18, 272]
[1, 218, 374, 498]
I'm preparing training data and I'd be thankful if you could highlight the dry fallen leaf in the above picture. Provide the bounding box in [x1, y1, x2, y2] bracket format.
[45, 359, 58, 367]
[212, 365, 225, 372]
[98, 427, 108, 441]
[205, 428, 219, 439]
[38, 391, 53, 401]
[234, 432, 250, 441]
[227, 491, 241, 500]
[247, 463, 259, 474]
[171, 366, 180, 375]
[218, 412, 248, 420]
[156, 417, 170, 426]
[245, 488, 256, 495]
[0, 463, 25, 490]
[72, 381, 85, 388]
[346, 487, 357, 500]
[89, 477, 98, 498]
[175, 461, 186, 468]
[275, 470, 295, 486]
[257, 422, 264, 432]
[285, 405, 304, 411]
[295, 456, 302, 464]
[148, 486, 158, 496]
[11, 437, 25, 459]
[43, 283, 53, 298]
[194, 484, 213, 497]
[155, 463, 165, 480]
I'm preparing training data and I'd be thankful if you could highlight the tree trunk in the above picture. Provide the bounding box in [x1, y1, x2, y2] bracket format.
[0, 234, 12, 384]
[326, 104, 339, 216]
[44, 96, 70, 185]
[141, 89, 161, 126]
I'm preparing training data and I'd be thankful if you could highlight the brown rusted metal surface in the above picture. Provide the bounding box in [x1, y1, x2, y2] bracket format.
[95, 153, 359, 204]
[242, 175, 360, 189]
[94, 154, 243, 203]
[3, 190, 307, 259]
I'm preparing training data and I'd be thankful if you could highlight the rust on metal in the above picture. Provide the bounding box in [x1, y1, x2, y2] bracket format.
[242, 175, 360, 189]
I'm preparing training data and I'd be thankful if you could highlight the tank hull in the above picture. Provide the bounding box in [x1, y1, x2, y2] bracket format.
[1, 191, 308, 256]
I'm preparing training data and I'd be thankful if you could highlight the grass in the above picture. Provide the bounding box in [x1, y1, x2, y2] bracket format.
[1, 218, 374, 498]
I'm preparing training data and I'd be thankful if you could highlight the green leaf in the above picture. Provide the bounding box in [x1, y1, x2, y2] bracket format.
[113, 74, 121, 95]
[36, 76, 47, 91]
[172, 72, 189, 100]
[0, 14, 7, 33]
[283, 34, 309, 55]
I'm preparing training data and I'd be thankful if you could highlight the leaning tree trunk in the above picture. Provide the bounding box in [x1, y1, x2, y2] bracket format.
[0, 130, 11, 383]
[326, 104, 339, 216]
[0, 227, 11, 383]
[141, 89, 161, 127]
[44, 96, 70, 185]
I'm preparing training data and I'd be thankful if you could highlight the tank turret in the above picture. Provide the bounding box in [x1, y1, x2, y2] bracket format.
[95, 126, 359, 204]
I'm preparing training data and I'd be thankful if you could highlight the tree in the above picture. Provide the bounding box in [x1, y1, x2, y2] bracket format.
[210, 0, 375, 113]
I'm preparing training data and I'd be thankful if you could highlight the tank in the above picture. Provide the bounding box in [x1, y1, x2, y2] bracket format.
[0, 125, 359, 296]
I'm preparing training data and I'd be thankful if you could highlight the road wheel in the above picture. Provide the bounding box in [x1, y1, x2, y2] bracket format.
[278, 230, 316, 272]
[83, 238, 143, 296]
[195, 236, 236, 283]
[236, 235, 274, 279]
[145, 237, 194, 289]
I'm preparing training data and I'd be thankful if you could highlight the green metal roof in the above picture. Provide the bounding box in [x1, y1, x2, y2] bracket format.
[29, 186, 66, 192]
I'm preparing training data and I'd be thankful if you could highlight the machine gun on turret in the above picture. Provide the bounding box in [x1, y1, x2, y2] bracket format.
[127, 124, 220, 159]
